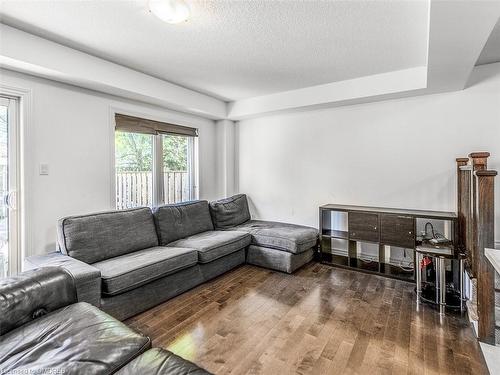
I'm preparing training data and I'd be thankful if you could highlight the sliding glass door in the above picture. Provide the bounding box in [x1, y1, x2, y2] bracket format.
[0, 96, 19, 277]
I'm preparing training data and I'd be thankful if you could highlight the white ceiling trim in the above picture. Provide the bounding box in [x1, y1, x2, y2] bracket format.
[425, 0, 500, 92]
[1, 0, 499, 121]
[0, 23, 227, 119]
[0, 0, 430, 100]
[228, 0, 500, 119]
[228, 67, 428, 120]
[476, 18, 500, 66]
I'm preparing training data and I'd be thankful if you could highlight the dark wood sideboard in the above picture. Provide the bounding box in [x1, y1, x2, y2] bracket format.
[319, 204, 458, 282]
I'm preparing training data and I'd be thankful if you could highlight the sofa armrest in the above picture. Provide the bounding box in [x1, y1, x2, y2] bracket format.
[0, 267, 77, 335]
[25, 252, 102, 307]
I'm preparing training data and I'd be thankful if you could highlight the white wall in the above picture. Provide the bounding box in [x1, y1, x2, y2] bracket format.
[3, 61, 499, 257]
[215, 119, 236, 198]
[236, 63, 500, 245]
[0, 68, 221, 255]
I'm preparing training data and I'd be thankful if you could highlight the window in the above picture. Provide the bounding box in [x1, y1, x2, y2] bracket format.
[114, 114, 197, 209]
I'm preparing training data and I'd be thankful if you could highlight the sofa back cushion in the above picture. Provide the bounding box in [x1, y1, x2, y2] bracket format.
[153, 200, 214, 245]
[209, 194, 251, 229]
[57, 207, 159, 264]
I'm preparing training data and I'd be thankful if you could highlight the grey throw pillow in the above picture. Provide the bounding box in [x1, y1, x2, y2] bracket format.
[209, 194, 251, 229]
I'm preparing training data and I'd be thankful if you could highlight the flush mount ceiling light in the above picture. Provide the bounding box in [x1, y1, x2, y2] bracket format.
[149, 0, 190, 24]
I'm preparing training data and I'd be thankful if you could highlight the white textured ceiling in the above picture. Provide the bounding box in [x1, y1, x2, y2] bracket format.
[0, 0, 429, 101]
[476, 17, 500, 66]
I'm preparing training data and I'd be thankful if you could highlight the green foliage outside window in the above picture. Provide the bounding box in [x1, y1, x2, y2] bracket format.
[162, 134, 188, 171]
[115, 131, 188, 172]
[115, 132, 152, 172]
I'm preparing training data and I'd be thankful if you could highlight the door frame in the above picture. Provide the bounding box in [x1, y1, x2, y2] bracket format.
[0, 84, 32, 273]
[0, 96, 20, 275]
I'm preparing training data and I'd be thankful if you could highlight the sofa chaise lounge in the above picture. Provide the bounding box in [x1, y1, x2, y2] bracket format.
[25, 194, 318, 322]
[209, 194, 318, 273]
[0, 267, 210, 374]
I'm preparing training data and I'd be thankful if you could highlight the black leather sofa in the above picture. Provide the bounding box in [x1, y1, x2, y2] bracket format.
[0, 267, 211, 374]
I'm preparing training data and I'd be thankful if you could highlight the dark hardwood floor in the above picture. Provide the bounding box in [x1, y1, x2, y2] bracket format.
[126, 263, 488, 374]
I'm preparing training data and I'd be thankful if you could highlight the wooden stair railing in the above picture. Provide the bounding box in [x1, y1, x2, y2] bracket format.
[476, 169, 496, 344]
[471, 152, 490, 277]
[457, 152, 497, 344]
[457, 157, 472, 273]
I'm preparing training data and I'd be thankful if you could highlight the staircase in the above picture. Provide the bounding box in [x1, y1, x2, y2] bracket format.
[467, 268, 500, 345]
[495, 273, 500, 345]
[478, 254, 500, 373]
[456, 153, 497, 346]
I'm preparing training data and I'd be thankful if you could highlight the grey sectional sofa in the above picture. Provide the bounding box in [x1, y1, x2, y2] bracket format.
[26, 194, 318, 322]
[0, 267, 210, 374]
[210, 194, 318, 273]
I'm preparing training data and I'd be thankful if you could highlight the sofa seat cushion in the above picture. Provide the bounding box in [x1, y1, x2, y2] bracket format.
[93, 247, 198, 296]
[0, 302, 150, 375]
[229, 220, 318, 254]
[167, 231, 251, 264]
[116, 348, 212, 375]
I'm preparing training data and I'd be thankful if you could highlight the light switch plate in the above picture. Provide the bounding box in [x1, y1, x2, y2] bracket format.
[39, 163, 49, 175]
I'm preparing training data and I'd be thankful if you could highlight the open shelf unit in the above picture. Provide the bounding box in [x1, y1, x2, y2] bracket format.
[319, 204, 457, 282]
[321, 229, 349, 239]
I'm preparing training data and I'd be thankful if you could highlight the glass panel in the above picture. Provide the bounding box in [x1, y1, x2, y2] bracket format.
[115, 131, 154, 209]
[321, 210, 348, 238]
[0, 103, 8, 277]
[162, 134, 190, 204]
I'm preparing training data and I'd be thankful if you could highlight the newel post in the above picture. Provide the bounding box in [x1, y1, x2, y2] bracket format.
[456, 157, 471, 270]
[475, 169, 497, 344]
[470, 152, 490, 276]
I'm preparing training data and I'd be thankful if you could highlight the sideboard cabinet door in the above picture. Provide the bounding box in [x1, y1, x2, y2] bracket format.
[380, 214, 415, 248]
[348, 212, 379, 242]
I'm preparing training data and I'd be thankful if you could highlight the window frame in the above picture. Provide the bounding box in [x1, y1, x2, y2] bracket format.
[153, 133, 197, 206]
[110, 109, 198, 209]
